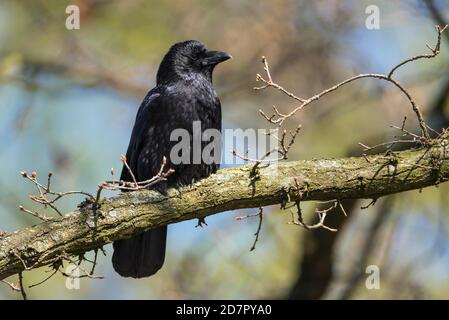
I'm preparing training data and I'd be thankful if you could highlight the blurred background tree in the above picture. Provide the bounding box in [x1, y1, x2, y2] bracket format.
[0, 0, 449, 299]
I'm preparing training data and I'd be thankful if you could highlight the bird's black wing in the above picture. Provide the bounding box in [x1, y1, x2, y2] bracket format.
[120, 88, 162, 183]
[113, 87, 168, 278]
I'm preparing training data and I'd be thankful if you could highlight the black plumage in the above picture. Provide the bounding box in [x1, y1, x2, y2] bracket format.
[112, 40, 231, 278]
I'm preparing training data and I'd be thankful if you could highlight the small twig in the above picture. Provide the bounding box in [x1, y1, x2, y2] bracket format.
[254, 56, 306, 103]
[93, 184, 104, 214]
[235, 207, 264, 251]
[20, 170, 95, 218]
[231, 148, 284, 164]
[400, 116, 407, 131]
[338, 201, 348, 217]
[13, 252, 31, 271]
[61, 254, 104, 280]
[231, 124, 302, 165]
[390, 125, 423, 140]
[256, 26, 448, 142]
[1, 279, 20, 292]
[18, 205, 53, 221]
[18, 272, 27, 300]
[19, 156, 174, 224]
[358, 118, 430, 152]
[288, 198, 338, 232]
[358, 139, 417, 152]
[250, 208, 263, 251]
[28, 268, 58, 288]
[388, 25, 448, 78]
[120, 154, 138, 186]
[46, 172, 52, 192]
[101, 156, 174, 192]
[110, 168, 115, 186]
[90, 249, 99, 275]
[362, 153, 372, 163]
[361, 198, 377, 210]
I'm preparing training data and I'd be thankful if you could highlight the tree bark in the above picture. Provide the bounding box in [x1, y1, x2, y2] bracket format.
[1, 142, 448, 280]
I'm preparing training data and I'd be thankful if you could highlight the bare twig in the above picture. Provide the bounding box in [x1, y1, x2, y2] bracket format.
[19, 170, 95, 219]
[18, 272, 26, 300]
[288, 201, 338, 232]
[259, 71, 431, 140]
[358, 140, 417, 153]
[235, 207, 264, 251]
[424, 1, 449, 42]
[1, 279, 20, 292]
[338, 201, 348, 217]
[284, 179, 338, 232]
[18, 205, 53, 221]
[120, 154, 138, 186]
[250, 208, 264, 251]
[388, 25, 448, 78]
[256, 26, 448, 143]
[19, 156, 174, 222]
[361, 198, 377, 210]
[60, 254, 104, 280]
[231, 124, 302, 164]
[254, 56, 306, 103]
[90, 249, 99, 275]
[101, 156, 174, 192]
[28, 268, 58, 288]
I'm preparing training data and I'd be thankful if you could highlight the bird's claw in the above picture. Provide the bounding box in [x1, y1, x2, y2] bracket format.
[189, 178, 196, 190]
[195, 217, 208, 228]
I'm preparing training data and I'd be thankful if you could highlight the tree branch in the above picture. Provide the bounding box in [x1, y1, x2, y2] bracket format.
[1, 140, 449, 281]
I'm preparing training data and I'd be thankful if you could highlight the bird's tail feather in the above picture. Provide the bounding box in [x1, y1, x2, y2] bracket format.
[112, 227, 167, 278]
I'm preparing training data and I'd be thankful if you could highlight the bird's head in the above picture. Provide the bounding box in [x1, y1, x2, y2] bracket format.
[156, 40, 231, 84]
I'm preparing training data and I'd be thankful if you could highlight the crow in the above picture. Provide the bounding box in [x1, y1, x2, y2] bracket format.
[112, 40, 231, 278]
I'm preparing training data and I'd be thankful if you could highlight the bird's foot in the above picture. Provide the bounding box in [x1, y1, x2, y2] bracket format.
[195, 217, 208, 228]
[189, 178, 196, 190]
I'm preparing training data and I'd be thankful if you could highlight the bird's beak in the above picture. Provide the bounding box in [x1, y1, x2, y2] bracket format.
[202, 50, 232, 66]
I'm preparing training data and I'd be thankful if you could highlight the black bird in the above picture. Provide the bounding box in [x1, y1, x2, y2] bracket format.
[112, 40, 231, 278]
